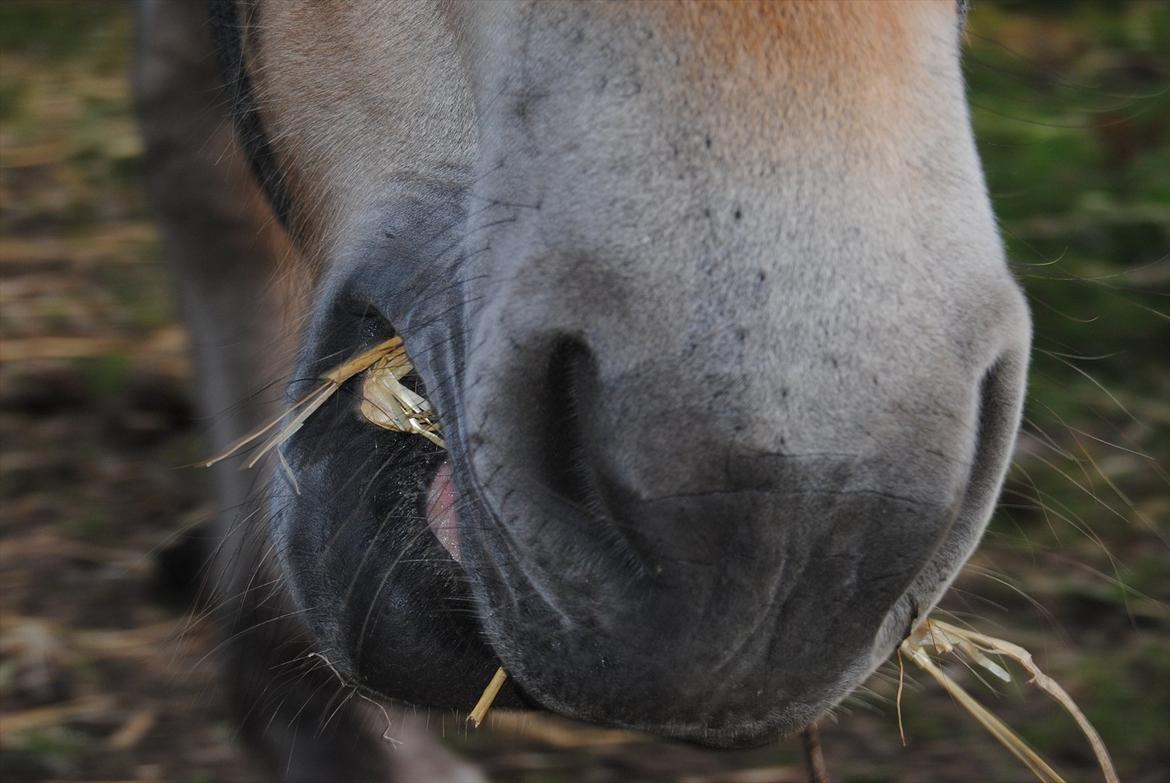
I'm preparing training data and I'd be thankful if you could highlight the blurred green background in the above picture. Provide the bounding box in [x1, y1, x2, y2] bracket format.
[1, 2, 1166, 782]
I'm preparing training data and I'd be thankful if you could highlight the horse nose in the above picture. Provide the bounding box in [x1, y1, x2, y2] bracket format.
[458, 334, 958, 731]
[452, 274, 1028, 734]
[494, 332, 773, 538]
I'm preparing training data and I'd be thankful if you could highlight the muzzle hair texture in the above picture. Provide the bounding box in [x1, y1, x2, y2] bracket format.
[206, 338, 1116, 783]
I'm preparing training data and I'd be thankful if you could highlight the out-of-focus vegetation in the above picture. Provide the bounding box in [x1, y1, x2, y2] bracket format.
[961, 3, 1169, 777]
[0, 2, 1166, 782]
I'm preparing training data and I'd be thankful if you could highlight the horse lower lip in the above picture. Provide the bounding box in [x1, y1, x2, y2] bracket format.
[426, 461, 461, 562]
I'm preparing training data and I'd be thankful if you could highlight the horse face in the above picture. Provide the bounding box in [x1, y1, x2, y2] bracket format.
[223, 0, 1031, 745]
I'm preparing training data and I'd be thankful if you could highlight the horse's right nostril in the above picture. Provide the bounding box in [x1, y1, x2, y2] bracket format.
[540, 336, 602, 512]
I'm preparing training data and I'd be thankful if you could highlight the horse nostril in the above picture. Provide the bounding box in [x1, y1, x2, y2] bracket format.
[965, 351, 1030, 529]
[540, 336, 602, 512]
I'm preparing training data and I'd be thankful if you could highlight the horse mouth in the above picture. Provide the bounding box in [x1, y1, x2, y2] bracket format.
[286, 318, 990, 746]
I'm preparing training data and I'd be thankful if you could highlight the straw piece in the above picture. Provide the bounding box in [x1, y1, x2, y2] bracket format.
[201, 387, 306, 467]
[895, 647, 908, 747]
[468, 667, 508, 728]
[905, 646, 1066, 783]
[2, 695, 118, 735]
[108, 708, 157, 750]
[479, 711, 643, 747]
[800, 723, 829, 783]
[914, 619, 1118, 783]
[900, 619, 1118, 783]
[202, 337, 421, 467]
[321, 337, 405, 384]
[359, 355, 445, 448]
[244, 380, 339, 469]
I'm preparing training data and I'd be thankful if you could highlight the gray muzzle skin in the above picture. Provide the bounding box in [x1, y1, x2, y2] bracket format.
[265, 1, 1031, 746]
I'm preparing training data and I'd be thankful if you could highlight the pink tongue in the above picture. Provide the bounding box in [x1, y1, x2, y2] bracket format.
[426, 462, 461, 562]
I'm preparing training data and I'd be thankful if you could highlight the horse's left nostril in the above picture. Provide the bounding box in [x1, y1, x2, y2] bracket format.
[539, 336, 602, 512]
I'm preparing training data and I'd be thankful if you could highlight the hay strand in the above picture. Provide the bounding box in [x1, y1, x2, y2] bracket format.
[321, 337, 406, 384]
[896, 647, 908, 747]
[359, 353, 445, 448]
[468, 667, 508, 728]
[203, 337, 429, 467]
[900, 619, 1118, 783]
[904, 644, 1067, 783]
[800, 722, 829, 783]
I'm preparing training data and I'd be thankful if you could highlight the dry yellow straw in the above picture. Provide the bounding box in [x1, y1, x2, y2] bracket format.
[899, 618, 1118, 783]
[359, 352, 445, 448]
[204, 337, 438, 467]
[468, 667, 509, 728]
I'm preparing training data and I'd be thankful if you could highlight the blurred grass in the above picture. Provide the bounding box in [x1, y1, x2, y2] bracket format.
[947, 3, 1170, 778]
[0, 1, 1167, 782]
[966, 1, 1168, 608]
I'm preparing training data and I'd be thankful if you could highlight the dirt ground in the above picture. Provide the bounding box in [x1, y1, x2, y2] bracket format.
[1, 3, 1167, 782]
